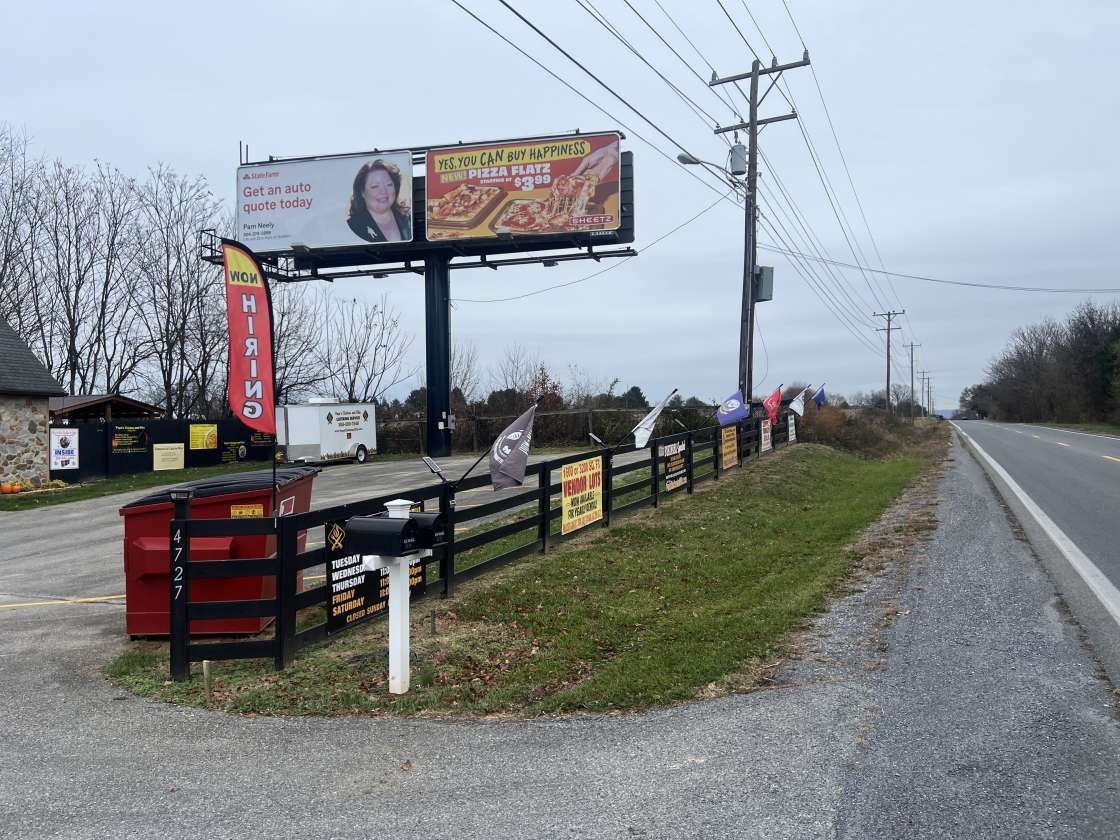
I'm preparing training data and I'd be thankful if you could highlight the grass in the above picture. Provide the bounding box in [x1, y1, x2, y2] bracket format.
[0, 462, 269, 512]
[106, 429, 945, 717]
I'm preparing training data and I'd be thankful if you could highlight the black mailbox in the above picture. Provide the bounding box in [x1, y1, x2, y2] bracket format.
[409, 512, 447, 548]
[344, 513, 420, 557]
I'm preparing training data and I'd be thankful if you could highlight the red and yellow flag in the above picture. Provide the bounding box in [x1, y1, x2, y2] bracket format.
[221, 240, 275, 435]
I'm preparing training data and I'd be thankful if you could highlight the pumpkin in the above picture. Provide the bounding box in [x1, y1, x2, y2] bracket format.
[0, 483, 12, 494]
[8, 483, 21, 494]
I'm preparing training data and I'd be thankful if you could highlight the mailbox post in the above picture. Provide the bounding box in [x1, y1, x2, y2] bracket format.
[344, 498, 445, 695]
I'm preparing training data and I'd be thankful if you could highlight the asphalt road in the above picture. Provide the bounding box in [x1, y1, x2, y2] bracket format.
[953, 421, 1120, 590]
[1, 438, 1117, 837]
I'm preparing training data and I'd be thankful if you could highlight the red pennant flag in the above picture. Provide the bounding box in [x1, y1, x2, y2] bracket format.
[221, 240, 276, 435]
[763, 385, 782, 425]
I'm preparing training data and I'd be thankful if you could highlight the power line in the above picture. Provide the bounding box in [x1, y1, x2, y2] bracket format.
[448, 0, 736, 204]
[758, 243, 1120, 293]
[621, 0, 742, 121]
[492, 0, 735, 196]
[573, 0, 730, 139]
[452, 189, 734, 304]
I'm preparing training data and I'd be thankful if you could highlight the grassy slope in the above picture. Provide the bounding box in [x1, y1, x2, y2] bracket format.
[106, 437, 938, 717]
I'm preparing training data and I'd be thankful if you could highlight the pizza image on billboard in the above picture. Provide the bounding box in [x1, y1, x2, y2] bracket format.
[425, 133, 621, 242]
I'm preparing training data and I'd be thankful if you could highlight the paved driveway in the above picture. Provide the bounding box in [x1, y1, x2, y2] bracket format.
[1, 437, 1117, 838]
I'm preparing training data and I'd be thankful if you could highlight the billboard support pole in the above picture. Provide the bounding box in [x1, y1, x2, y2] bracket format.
[425, 254, 453, 458]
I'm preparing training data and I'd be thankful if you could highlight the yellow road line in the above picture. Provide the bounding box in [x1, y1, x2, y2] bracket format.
[1104, 456, 1120, 464]
[0, 594, 125, 610]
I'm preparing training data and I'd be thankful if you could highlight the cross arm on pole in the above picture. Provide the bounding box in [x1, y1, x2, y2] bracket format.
[709, 52, 810, 87]
[715, 112, 798, 135]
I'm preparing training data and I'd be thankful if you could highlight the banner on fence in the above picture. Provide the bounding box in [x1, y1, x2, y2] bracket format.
[49, 428, 79, 471]
[760, 419, 773, 453]
[324, 520, 426, 634]
[189, 424, 218, 450]
[661, 439, 687, 492]
[153, 443, 184, 471]
[561, 456, 603, 535]
[788, 414, 797, 442]
[721, 426, 738, 470]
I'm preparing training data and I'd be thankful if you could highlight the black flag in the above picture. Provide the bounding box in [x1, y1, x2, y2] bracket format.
[489, 403, 537, 490]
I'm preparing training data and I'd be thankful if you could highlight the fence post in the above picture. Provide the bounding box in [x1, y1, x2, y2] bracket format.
[711, 427, 719, 481]
[169, 489, 193, 682]
[650, 438, 660, 508]
[274, 515, 297, 671]
[686, 432, 695, 493]
[539, 462, 551, 552]
[440, 482, 456, 598]
[602, 449, 613, 528]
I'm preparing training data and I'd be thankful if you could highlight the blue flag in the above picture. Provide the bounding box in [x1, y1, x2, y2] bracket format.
[812, 385, 826, 408]
[716, 390, 750, 426]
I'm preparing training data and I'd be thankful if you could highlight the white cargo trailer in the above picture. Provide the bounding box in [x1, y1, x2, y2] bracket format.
[277, 401, 377, 464]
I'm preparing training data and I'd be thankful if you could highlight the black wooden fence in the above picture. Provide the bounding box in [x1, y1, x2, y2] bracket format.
[167, 412, 796, 680]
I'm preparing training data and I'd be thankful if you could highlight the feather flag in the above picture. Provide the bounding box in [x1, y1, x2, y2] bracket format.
[632, 389, 678, 449]
[763, 385, 782, 425]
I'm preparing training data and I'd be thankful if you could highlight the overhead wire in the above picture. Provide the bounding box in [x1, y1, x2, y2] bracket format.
[492, 0, 738, 196]
[447, 0, 738, 206]
[573, 0, 731, 145]
[452, 188, 735, 304]
[621, 0, 743, 122]
[757, 243, 1120, 293]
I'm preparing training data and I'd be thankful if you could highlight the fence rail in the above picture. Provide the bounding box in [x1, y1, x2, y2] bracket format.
[167, 413, 798, 679]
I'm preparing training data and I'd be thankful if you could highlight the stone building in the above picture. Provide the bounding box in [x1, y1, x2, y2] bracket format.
[0, 319, 65, 488]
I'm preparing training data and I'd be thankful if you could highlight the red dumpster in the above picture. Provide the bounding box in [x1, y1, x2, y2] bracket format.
[119, 466, 319, 637]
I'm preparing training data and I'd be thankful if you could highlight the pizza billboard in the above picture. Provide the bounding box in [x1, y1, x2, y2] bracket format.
[235, 150, 413, 255]
[425, 133, 621, 242]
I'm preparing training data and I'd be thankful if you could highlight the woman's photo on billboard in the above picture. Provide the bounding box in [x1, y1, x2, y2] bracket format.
[347, 159, 411, 243]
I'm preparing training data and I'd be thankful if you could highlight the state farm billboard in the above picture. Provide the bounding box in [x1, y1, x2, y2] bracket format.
[236, 150, 413, 254]
[425, 133, 621, 242]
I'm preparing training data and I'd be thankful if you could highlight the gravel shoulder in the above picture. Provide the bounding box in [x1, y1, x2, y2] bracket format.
[1, 436, 1117, 839]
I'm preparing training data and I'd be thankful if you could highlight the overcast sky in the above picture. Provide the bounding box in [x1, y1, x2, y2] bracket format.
[4, 0, 1118, 410]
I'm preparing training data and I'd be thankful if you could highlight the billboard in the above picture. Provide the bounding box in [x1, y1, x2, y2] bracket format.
[236, 150, 413, 254]
[425, 133, 621, 242]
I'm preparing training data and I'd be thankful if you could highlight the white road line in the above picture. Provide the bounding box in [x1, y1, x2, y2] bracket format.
[1025, 424, 1120, 441]
[1054, 441, 1071, 447]
[953, 422, 1120, 629]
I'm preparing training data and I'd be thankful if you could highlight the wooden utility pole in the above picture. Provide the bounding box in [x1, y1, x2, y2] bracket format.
[709, 52, 810, 407]
[906, 343, 921, 423]
[874, 310, 905, 413]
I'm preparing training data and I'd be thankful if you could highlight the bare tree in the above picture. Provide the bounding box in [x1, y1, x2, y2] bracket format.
[0, 125, 44, 341]
[450, 340, 481, 403]
[132, 164, 223, 416]
[272, 281, 328, 403]
[491, 342, 540, 393]
[319, 292, 415, 402]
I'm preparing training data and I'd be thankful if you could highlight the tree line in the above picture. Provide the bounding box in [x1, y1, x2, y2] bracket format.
[960, 301, 1120, 422]
[0, 126, 413, 417]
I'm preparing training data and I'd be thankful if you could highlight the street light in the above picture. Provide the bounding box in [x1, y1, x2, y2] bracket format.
[679, 146, 756, 411]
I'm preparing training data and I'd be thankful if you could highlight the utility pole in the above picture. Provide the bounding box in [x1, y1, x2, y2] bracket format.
[918, 370, 930, 418]
[709, 52, 810, 410]
[906, 343, 921, 423]
[874, 310, 905, 413]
